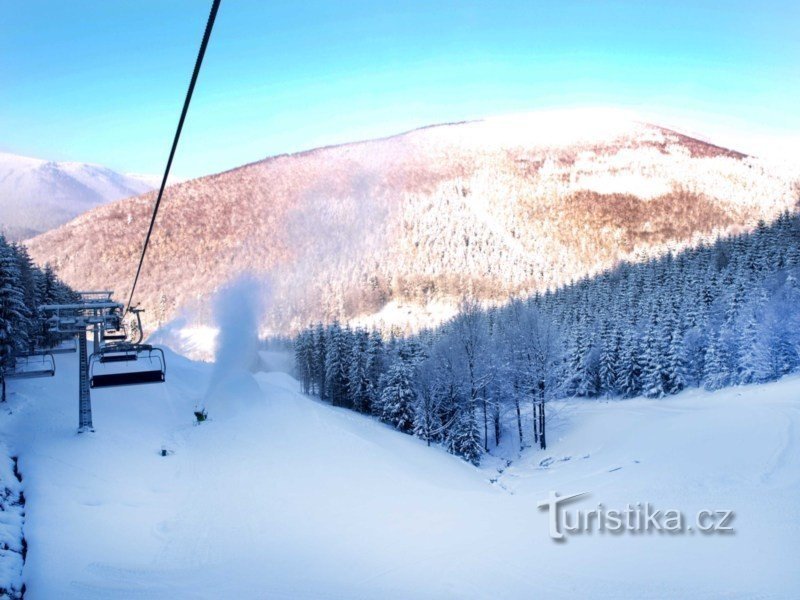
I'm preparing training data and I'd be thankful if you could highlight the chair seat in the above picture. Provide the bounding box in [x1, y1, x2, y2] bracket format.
[91, 370, 165, 388]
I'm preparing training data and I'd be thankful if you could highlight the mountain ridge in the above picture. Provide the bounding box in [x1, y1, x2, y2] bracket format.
[24, 111, 799, 334]
[0, 151, 155, 240]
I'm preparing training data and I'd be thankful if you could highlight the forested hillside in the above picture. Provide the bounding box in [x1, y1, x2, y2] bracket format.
[26, 112, 800, 335]
[295, 211, 800, 464]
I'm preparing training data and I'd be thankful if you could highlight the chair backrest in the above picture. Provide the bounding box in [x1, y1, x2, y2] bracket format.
[5, 368, 56, 379]
[100, 353, 138, 363]
[2, 354, 56, 379]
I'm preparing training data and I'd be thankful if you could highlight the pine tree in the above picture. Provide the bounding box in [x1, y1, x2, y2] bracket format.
[379, 343, 417, 433]
[347, 328, 371, 413]
[665, 326, 688, 394]
[294, 329, 314, 394]
[703, 329, 731, 391]
[324, 322, 351, 407]
[640, 319, 666, 398]
[774, 272, 800, 374]
[618, 328, 643, 398]
[12, 243, 37, 351]
[598, 321, 618, 396]
[0, 239, 29, 365]
[447, 404, 483, 465]
[313, 322, 327, 400]
[365, 330, 386, 415]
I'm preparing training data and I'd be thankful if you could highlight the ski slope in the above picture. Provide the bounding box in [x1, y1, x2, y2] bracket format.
[1, 348, 799, 598]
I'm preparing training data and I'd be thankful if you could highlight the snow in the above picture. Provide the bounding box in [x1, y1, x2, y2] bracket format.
[149, 321, 218, 362]
[0, 151, 155, 240]
[0, 447, 24, 598]
[1, 348, 799, 598]
[350, 299, 460, 335]
[457, 108, 650, 149]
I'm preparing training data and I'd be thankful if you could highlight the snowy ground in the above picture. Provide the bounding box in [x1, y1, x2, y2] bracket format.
[1, 348, 799, 598]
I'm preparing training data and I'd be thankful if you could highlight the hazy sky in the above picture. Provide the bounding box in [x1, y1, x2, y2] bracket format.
[2, 1, 798, 179]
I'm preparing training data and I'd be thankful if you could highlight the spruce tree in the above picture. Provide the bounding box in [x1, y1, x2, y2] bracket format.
[666, 326, 688, 394]
[365, 330, 386, 415]
[447, 404, 483, 465]
[324, 322, 352, 407]
[0, 239, 29, 365]
[618, 328, 643, 398]
[313, 323, 327, 400]
[703, 329, 730, 391]
[348, 329, 371, 413]
[379, 343, 417, 433]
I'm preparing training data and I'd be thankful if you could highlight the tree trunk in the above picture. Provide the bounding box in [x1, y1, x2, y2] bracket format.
[515, 397, 524, 451]
[493, 404, 501, 448]
[537, 379, 547, 450]
[539, 400, 547, 450]
[482, 398, 489, 452]
[425, 400, 432, 446]
[532, 399, 539, 445]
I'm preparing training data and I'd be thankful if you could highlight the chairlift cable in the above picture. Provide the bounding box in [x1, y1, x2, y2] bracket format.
[125, 0, 222, 314]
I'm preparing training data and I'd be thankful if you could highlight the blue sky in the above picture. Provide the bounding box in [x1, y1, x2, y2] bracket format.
[1, 1, 798, 179]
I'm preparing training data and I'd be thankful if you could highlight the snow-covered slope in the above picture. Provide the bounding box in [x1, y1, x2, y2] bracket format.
[0, 152, 154, 240]
[1, 348, 798, 598]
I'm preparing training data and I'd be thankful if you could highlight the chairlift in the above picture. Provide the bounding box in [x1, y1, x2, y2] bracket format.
[102, 317, 128, 343]
[89, 306, 166, 388]
[89, 344, 166, 388]
[2, 353, 56, 379]
[103, 330, 128, 342]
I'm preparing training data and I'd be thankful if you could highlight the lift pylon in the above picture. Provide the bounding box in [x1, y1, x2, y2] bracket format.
[39, 292, 166, 432]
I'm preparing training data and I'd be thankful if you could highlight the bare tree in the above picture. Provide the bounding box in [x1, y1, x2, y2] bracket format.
[414, 343, 458, 446]
[451, 299, 493, 451]
[505, 301, 563, 450]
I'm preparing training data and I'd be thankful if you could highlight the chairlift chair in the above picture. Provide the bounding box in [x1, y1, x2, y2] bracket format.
[2, 353, 56, 379]
[103, 330, 128, 342]
[102, 318, 128, 343]
[89, 344, 166, 388]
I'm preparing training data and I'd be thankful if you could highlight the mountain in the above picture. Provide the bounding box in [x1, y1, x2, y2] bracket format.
[24, 109, 799, 335]
[0, 151, 155, 240]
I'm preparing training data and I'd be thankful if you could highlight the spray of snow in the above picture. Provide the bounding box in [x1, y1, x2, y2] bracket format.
[149, 312, 219, 362]
[202, 276, 270, 418]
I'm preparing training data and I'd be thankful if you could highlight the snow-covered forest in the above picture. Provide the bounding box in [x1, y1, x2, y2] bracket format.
[0, 236, 76, 372]
[295, 211, 800, 464]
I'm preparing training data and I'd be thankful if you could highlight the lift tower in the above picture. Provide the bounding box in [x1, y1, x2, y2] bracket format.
[40, 292, 123, 433]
